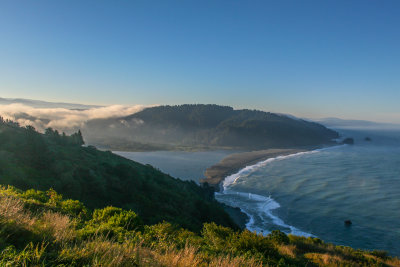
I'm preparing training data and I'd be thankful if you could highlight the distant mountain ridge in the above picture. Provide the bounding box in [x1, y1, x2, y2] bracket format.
[316, 117, 400, 130]
[0, 99, 340, 150]
[84, 104, 339, 151]
[0, 97, 101, 109]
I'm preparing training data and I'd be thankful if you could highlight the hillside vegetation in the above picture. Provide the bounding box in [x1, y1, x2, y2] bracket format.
[1, 117, 398, 266]
[84, 104, 339, 151]
[0, 118, 236, 232]
[0, 186, 398, 267]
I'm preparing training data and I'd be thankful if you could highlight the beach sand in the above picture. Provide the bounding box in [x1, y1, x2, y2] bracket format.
[201, 148, 309, 229]
[201, 148, 306, 190]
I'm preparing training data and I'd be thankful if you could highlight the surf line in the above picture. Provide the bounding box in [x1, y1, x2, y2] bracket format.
[216, 149, 331, 237]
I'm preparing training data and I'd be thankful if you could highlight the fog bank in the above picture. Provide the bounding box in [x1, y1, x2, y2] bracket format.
[0, 103, 150, 133]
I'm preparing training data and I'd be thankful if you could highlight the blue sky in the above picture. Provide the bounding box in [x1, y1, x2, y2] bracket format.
[1, 0, 399, 122]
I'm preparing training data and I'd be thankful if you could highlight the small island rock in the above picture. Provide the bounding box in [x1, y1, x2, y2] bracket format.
[342, 138, 354, 145]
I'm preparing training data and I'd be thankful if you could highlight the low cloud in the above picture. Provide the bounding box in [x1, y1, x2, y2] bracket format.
[0, 103, 150, 133]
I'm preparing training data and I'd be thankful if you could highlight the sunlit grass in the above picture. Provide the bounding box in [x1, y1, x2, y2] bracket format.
[1, 186, 399, 266]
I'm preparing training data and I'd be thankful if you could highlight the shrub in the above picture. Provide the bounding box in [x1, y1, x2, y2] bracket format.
[231, 230, 274, 256]
[268, 230, 289, 244]
[370, 250, 388, 259]
[46, 188, 63, 207]
[80, 206, 142, 241]
[91, 206, 142, 231]
[142, 222, 199, 250]
[202, 223, 234, 252]
[22, 189, 48, 203]
[60, 199, 88, 218]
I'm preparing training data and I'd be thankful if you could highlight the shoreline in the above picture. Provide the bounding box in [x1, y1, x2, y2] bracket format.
[200, 148, 314, 191]
[202, 145, 335, 229]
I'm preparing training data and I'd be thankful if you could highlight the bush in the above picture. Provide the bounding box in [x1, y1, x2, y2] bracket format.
[370, 250, 388, 259]
[202, 223, 234, 252]
[80, 206, 142, 241]
[268, 230, 289, 244]
[142, 222, 199, 250]
[230, 230, 276, 262]
[60, 199, 88, 218]
[22, 189, 48, 203]
[91, 206, 142, 231]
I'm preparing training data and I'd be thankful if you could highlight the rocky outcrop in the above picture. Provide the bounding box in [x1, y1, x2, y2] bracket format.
[344, 220, 352, 226]
[342, 138, 354, 145]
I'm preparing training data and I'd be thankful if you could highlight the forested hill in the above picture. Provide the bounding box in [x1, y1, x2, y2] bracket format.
[84, 104, 339, 151]
[0, 118, 237, 232]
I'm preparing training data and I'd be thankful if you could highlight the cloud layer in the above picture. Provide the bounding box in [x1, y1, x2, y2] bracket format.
[0, 103, 149, 133]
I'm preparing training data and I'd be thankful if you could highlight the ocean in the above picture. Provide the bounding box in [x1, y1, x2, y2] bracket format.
[116, 129, 400, 256]
[215, 129, 400, 256]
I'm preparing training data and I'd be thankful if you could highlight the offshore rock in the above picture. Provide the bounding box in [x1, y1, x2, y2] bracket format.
[342, 138, 354, 145]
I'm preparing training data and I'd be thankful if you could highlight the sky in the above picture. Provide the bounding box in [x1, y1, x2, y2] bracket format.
[0, 0, 400, 122]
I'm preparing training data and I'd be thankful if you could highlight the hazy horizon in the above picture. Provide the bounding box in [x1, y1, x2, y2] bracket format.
[1, 97, 400, 134]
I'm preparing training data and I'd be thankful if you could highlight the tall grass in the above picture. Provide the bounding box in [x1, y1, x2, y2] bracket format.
[39, 211, 76, 243]
[0, 195, 35, 228]
[1, 187, 399, 267]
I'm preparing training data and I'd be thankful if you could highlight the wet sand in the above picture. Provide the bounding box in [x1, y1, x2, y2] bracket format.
[201, 148, 306, 190]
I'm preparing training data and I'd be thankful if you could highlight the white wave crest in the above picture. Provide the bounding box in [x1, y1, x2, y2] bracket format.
[223, 150, 319, 190]
[219, 190, 314, 237]
[216, 149, 331, 237]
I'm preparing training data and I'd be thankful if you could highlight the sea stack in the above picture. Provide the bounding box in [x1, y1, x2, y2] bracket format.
[342, 138, 354, 145]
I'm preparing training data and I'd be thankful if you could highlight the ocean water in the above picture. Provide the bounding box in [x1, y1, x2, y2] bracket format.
[114, 150, 236, 183]
[215, 129, 400, 256]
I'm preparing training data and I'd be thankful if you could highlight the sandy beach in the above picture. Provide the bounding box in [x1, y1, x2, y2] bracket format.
[201, 148, 311, 229]
[201, 148, 307, 190]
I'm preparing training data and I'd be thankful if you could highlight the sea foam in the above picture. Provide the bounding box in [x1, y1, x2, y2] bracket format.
[223, 150, 319, 189]
[217, 149, 329, 237]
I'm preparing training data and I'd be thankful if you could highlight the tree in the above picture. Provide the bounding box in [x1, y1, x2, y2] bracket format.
[71, 130, 84, 146]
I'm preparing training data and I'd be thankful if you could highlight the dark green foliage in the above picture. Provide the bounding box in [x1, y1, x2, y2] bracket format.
[201, 222, 235, 252]
[0, 119, 237, 232]
[84, 104, 339, 150]
[370, 250, 388, 259]
[45, 127, 84, 146]
[268, 230, 290, 244]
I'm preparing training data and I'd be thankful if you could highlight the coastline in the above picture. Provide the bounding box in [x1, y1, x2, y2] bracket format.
[202, 145, 334, 229]
[201, 148, 309, 191]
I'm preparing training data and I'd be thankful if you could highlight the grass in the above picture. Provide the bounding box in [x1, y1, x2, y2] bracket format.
[1, 186, 399, 267]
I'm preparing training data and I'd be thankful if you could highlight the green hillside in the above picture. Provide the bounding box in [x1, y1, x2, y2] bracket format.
[0, 186, 398, 266]
[84, 104, 339, 151]
[0, 118, 237, 232]
[0, 117, 398, 266]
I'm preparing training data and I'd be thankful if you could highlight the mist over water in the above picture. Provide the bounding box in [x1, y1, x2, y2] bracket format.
[215, 129, 400, 256]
